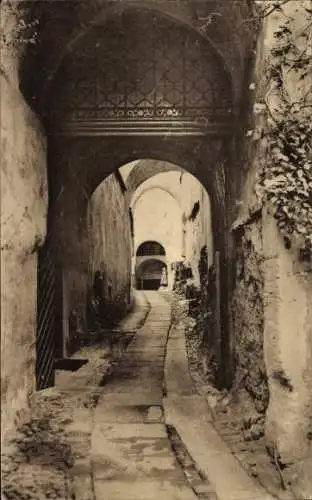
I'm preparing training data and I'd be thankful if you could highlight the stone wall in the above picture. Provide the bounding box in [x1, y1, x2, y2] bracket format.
[1, 6, 48, 441]
[228, 3, 268, 414]
[262, 210, 312, 492]
[87, 173, 132, 329]
[175, 172, 216, 381]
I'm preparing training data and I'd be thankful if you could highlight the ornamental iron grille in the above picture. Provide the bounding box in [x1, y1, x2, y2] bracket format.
[50, 11, 232, 135]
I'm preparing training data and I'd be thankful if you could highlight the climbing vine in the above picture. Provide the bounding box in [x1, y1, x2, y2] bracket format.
[259, 1, 312, 255]
[0, 2, 39, 54]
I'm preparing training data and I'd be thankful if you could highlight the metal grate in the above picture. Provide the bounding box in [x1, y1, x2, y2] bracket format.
[50, 12, 232, 133]
[36, 238, 56, 390]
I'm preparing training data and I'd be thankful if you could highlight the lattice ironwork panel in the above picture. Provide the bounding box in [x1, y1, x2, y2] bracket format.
[51, 11, 232, 133]
[36, 238, 56, 390]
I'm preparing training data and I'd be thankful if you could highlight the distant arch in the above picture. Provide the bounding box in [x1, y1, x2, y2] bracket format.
[136, 241, 166, 257]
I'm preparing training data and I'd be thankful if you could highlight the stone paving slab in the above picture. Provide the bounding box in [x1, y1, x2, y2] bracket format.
[99, 392, 164, 406]
[93, 404, 164, 424]
[165, 334, 195, 396]
[93, 423, 168, 440]
[4, 290, 277, 500]
[94, 479, 197, 500]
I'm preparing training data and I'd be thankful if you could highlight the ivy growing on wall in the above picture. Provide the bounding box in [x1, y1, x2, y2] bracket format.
[0, 1, 39, 64]
[259, 1, 312, 255]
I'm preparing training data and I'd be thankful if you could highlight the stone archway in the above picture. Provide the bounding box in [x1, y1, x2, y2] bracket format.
[136, 259, 168, 291]
[39, 4, 238, 388]
[3, 0, 257, 399]
[1, 0, 260, 443]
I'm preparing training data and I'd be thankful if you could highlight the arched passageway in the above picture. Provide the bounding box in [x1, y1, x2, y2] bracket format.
[136, 259, 168, 290]
[33, 2, 236, 388]
[135, 242, 168, 291]
[1, 0, 257, 432]
[85, 158, 213, 335]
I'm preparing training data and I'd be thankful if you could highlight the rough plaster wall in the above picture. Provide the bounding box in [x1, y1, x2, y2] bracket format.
[63, 266, 89, 353]
[260, 6, 312, 490]
[232, 220, 268, 414]
[178, 173, 215, 383]
[1, 69, 47, 441]
[88, 174, 132, 319]
[201, 185, 213, 266]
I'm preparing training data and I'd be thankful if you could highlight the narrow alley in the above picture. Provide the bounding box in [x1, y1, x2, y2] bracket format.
[91, 291, 194, 500]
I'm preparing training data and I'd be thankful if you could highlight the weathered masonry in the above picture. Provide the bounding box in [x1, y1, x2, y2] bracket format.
[1, 1, 311, 495]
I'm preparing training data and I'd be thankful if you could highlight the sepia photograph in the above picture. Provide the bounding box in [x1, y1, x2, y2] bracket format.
[1, 0, 311, 499]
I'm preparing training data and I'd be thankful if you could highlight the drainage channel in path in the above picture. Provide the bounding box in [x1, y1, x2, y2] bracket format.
[162, 297, 219, 500]
[167, 424, 219, 500]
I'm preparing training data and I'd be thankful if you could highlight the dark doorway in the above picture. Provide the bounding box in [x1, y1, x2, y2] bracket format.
[141, 279, 161, 290]
[136, 259, 167, 290]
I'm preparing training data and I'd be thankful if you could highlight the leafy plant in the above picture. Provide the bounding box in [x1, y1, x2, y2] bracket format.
[1, 2, 39, 51]
[258, 1, 312, 255]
